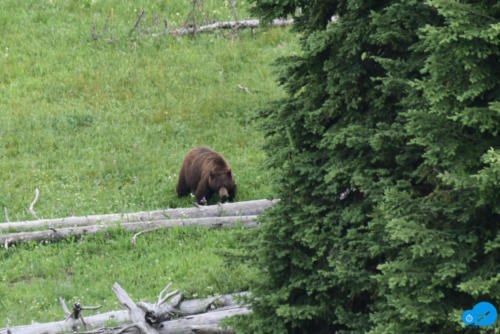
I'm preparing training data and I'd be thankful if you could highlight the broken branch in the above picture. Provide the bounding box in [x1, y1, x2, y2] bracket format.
[29, 188, 39, 219]
[129, 8, 145, 35]
[4, 207, 9, 223]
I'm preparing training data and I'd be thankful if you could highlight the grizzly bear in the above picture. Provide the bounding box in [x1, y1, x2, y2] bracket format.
[176, 146, 237, 204]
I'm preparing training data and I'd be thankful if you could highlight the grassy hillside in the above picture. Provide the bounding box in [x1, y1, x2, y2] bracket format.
[0, 0, 297, 220]
[0, 0, 297, 326]
[0, 227, 254, 326]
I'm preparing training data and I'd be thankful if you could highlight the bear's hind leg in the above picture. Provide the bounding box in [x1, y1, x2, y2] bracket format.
[176, 170, 190, 197]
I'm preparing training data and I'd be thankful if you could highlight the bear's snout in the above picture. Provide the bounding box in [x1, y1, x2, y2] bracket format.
[219, 187, 229, 201]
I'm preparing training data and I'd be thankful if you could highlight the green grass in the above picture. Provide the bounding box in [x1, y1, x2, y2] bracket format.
[0, 0, 298, 327]
[0, 0, 298, 220]
[0, 227, 256, 325]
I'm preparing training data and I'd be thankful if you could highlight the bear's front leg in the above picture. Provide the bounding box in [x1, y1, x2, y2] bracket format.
[229, 184, 237, 201]
[195, 182, 212, 204]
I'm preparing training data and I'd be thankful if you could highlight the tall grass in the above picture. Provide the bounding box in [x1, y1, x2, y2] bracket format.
[0, 0, 297, 326]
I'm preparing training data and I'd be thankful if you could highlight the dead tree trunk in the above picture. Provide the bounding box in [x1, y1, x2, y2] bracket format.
[0, 215, 258, 247]
[161, 18, 294, 37]
[0, 199, 278, 233]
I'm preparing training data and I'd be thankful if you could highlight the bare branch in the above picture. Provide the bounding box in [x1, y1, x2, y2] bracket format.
[192, 0, 198, 35]
[157, 283, 173, 304]
[229, 0, 238, 37]
[4, 207, 9, 223]
[92, 15, 99, 40]
[29, 188, 39, 219]
[183, 0, 199, 35]
[59, 297, 71, 318]
[131, 227, 161, 246]
[237, 84, 251, 94]
[158, 289, 180, 306]
[129, 8, 145, 35]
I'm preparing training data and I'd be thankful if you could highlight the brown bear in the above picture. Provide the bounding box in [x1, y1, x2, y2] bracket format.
[176, 146, 237, 204]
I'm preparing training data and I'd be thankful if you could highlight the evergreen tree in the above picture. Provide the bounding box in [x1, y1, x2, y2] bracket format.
[371, 1, 500, 332]
[233, 0, 500, 333]
[234, 1, 437, 333]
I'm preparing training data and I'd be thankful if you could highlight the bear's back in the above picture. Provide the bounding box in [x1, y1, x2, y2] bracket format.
[187, 147, 228, 170]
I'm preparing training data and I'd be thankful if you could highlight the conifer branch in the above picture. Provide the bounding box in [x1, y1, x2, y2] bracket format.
[437, 0, 496, 21]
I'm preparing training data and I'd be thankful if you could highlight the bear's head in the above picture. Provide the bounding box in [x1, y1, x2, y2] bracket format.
[208, 169, 234, 202]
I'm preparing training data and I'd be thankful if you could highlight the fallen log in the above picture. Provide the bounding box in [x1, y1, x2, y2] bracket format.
[0, 215, 258, 247]
[0, 199, 278, 233]
[158, 306, 250, 334]
[157, 18, 294, 37]
[0, 284, 250, 334]
[0, 310, 128, 334]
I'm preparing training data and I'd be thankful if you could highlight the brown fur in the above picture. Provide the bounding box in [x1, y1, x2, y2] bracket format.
[176, 147, 237, 204]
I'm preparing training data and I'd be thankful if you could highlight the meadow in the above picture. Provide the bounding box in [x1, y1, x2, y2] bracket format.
[0, 0, 297, 326]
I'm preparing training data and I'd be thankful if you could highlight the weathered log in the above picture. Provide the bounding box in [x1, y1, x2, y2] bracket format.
[0, 288, 250, 334]
[0, 215, 258, 246]
[0, 310, 129, 334]
[112, 282, 157, 334]
[158, 306, 250, 334]
[0, 307, 249, 334]
[176, 292, 250, 315]
[163, 16, 339, 37]
[0, 199, 277, 233]
[157, 18, 294, 37]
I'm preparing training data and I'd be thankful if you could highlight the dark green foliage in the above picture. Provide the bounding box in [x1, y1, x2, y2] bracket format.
[371, 1, 500, 332]
[232, 0, 500, 333]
